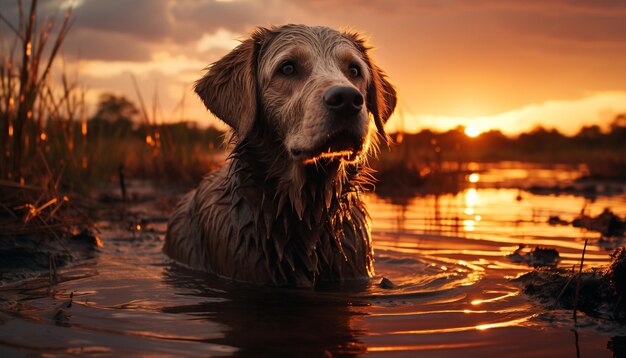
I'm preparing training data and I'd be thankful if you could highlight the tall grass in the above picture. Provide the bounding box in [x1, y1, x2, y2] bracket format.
[0, 0, 74, 185]
[0, 1, 223, 193]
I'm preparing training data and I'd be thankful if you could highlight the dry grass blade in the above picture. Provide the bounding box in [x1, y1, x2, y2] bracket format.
[0, 179, 89, 239]
[0, 12, 23, 40]
[552, 264, 577, 309]
[1, 0, 75, 180]
[572, 239, 588, 325]
[0, 178, 42, 191]
[131, 74, 151, 126]
[36, 6, 73, 91]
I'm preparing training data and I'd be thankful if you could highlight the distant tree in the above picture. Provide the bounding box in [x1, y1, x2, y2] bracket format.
[478, 129, 510, 148]
[573, 125, 605, 149]
[88, 94, 140, 137]
[610, 114, 626, 130]
[439, 126, 466, 149]
[576, 125, 603, 139]
[93, 94, 140, 123]
[608, 114, 626, 148]
[517, 126, 567, 153]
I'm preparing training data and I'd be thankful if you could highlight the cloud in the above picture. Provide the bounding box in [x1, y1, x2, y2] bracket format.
[196, 29, 241, 52]
[63, 29, 153, 61]
[78, 52, 207, 79]
[72, 0, 170, 42]
[494, 10, 626, 44]
[169, 0, 291, 38]
[3, 0, 626, 134]
[61, 0, 294, 62]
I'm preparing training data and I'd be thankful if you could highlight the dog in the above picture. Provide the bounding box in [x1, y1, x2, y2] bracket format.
[164, 24, 396, 287]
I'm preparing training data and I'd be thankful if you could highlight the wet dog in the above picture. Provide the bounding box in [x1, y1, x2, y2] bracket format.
[164, 24, 396, 287]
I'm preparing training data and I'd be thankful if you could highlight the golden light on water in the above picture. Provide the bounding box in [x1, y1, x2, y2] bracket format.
[463, 219, 476, 231]
[367, 342, 488, 352]
[383, 314, 536, 335]
[465, 188, 478, 208]
[471, 292, 518, 306]
[475, 315, 535, 331]
[463, 188, 480, 232]
[468, 173, 480, 183]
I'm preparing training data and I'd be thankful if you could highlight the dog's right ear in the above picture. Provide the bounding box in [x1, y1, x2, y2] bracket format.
[195, 28, 269, 137]
[343, 31, 397, 144]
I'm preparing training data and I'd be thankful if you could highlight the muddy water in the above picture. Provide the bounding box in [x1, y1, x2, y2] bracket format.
[1, 163, 626, 357]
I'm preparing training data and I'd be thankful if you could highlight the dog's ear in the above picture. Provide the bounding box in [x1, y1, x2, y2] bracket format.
[195, 28, 269, 137]
[367, 61, 397, 142]
[344, 32, 397, 142]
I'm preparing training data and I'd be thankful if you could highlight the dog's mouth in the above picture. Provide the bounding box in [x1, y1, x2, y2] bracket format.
[290, 130, 364, 164]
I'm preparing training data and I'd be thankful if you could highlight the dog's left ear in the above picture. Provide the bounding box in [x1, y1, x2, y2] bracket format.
[344, 32, 397, 142]
[195, 28, 270, 138]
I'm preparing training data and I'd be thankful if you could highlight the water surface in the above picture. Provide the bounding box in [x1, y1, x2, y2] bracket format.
[1, 163, 625, 356]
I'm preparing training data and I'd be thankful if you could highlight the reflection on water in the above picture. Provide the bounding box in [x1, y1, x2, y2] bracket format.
[0, 163, 625, 356]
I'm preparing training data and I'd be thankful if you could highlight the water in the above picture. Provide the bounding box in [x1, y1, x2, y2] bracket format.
[1, 163, 626, 356]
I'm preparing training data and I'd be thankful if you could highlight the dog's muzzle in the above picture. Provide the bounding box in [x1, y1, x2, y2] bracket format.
[290, 86, 367, 164]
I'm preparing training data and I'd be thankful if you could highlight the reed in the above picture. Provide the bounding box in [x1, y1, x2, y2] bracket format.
[0, 0, 75, 183]
[1, 1, 222, 195]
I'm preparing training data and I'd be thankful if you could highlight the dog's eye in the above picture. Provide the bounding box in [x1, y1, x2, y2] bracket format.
[348, 64, 361, 78]
[279, 62, 296, 76]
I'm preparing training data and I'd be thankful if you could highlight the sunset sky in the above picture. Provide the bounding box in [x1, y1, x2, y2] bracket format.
[3, 0, 626, 135]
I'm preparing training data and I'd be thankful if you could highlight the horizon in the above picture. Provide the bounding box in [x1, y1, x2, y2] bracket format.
[2, 0, 626, 136]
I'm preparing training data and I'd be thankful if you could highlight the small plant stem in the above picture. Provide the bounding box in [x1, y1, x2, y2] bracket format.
[573, 239, 588, 326]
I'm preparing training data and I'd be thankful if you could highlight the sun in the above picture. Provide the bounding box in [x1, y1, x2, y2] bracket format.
[464, 125, 481, 138]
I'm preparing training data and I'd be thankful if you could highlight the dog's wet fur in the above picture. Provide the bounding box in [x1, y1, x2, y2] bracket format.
[164, 24, 396, 287]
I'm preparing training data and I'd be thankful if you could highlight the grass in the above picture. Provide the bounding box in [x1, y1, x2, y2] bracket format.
[0, 0, 73, 183]
[0, 1, 224, 195]
[0, 0, 223, 254]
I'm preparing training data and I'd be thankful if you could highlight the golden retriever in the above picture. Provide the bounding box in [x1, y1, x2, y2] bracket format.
[164, 24, 396, 287]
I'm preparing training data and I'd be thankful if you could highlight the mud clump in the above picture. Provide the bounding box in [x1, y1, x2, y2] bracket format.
[0, 230, 100, 284]
[507, 245, 560, 267]
[379, 277, 395, 289]
[607, 248, 626, 316]
[515, 247, 626, 322]
[515, 268, 606, 317]
[0, 183, 98, 284]
[548, 216, 569, 226]
[548, 209, 625, 238]
[573, 208, 625, 238]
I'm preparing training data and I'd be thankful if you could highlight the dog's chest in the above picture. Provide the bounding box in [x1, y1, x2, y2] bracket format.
[200, 172, 373, 286]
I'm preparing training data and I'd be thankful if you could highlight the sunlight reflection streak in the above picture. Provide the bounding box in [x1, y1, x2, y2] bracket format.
[368, 341, 488, 352]
[371, 308, 528, 317]
[471, 292, 518, 305]
[379, 315, 537, 336]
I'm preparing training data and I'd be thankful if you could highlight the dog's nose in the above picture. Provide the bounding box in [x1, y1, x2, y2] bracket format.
[323, 86, 363, 117]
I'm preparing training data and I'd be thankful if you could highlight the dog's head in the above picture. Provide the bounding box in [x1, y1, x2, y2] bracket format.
[195, 24, 396, 165]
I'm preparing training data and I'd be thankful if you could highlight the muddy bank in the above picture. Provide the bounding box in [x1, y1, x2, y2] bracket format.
[515, 248, 626, 324]
[0, 180, 179, 286]
[0, 181, 101, 285]
[0, 232, 99, 284]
